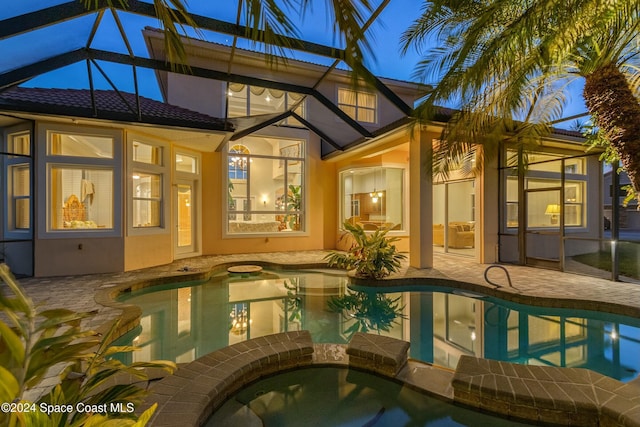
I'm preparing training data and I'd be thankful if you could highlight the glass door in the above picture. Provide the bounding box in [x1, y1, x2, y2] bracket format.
[175, 182, 194, 255]
[432, 179, 476, 257]
[525, 188, 561, 269]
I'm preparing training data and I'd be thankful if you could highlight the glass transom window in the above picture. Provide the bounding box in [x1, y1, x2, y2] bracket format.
[227, 84, 305, 126]
[49, 132, 114, 158]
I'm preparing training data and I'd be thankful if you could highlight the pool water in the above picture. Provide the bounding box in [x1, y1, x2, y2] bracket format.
[206, 367, 535, 427]
[116, 269, 640, 381]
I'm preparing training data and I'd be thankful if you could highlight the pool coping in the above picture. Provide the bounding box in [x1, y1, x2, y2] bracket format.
[141, 332, 640, 427]
[95, 258, 640, 346]
[92, 258, 640, 426]
[93, 260, 331, 342]
[141, 331, 458, 427]
[452, 355, 640, 427]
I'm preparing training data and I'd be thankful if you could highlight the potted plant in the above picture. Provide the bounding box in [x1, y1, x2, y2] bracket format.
[325, 221, 407, 279]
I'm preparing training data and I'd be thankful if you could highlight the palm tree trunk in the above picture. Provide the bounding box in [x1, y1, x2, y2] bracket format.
[584, 64, 640, 203]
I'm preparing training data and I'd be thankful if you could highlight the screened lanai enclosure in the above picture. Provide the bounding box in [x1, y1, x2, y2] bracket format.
[0, 1, 420, 276]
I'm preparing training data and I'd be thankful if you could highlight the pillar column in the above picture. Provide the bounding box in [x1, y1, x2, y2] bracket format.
[409, 130, 433, 268]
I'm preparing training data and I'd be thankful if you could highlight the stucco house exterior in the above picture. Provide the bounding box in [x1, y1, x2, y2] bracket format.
[0, 28, 604, 278]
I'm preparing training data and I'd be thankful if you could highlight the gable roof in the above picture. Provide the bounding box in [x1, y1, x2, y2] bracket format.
[0, 87, 233, 132]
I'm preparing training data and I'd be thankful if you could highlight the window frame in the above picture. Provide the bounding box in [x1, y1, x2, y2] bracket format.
[3, 126, 33, 239]
[127, 136, 170, 235]
[501, 151, 589, 232]
[226, 84, 306, 127]
[337, 87, 378, 124]
[338, 164, 407, 235]
[37, 124, 122, 239]
[223, 137, 308, 238]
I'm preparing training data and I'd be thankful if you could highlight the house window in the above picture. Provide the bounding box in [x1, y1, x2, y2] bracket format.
[176, 153, 197, 174]
[43, 129, 120, 233]
[228, 144, 250, 180]
[5, 131, 32, 233]
[8, 165, 30, 230]
[225, 137, 305, 234]
[8, 131, 30, 156]
[133, 141, 162, 165]
[339, 166, 404, 231]
[132, 140, 165, 229]
[503, 152, 587, 229]
[227, 84, 305, 126]
[128, 138, 168, 232]
[49, 132, 113, 158]
[132, 173, 162, 228]
[49, 166, 113, 230]
[338, 88, 376, 123]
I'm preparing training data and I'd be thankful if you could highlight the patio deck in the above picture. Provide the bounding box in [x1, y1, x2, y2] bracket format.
[4, 250, 640, 418]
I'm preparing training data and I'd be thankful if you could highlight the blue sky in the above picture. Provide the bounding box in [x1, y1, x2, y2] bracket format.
[8, 1, 422, 94]
[3, 0, 586, 127]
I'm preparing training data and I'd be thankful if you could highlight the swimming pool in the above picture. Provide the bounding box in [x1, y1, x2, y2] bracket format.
[206, 367, 535, 427]
[116, 269, 640, 381]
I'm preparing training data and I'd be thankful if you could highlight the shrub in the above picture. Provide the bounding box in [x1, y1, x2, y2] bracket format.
[325, 222, 407, 279]
[0, 263, 175, 426]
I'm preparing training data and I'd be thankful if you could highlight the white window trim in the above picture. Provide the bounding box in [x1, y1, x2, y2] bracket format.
[226, 84, 306, 126]
[337, 87, 378, 125]
[3, 124, 33, 239]
[173, 148, 202, 257]
[222, 137, 309, 239]
[338, 163, 408, 236]
[37, 123, 123, 239]
[126, 135, 170, 236]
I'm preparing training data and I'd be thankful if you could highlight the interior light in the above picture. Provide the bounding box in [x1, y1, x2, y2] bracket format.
[132, 174, 140, 179]
[545, 204, 561, 225]
[228, 90, 233, 96]
[265, 96, 271, 102]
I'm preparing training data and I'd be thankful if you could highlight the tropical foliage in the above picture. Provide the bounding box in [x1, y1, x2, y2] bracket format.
[83, 0, 640, 202]
[402, 0, 640, 202]
[283, 278, 302, 324]
[327, 290, 406, 340]
[286, 184, 302, 230]
[0, 263, 175, 427]
[325, 222, 406, 279]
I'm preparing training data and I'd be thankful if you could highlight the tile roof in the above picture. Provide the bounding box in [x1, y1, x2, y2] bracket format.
[0, 87, 233, 132]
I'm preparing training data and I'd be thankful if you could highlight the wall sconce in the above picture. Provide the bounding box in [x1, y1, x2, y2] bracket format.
[262, 195, 268, 206]
[545, 204, 561, 224]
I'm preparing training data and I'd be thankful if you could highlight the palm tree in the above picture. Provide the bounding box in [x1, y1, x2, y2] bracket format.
[401, 0, 640, 201]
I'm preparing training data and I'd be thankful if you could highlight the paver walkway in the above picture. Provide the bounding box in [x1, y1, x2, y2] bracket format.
[8, 250, 640, 332]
